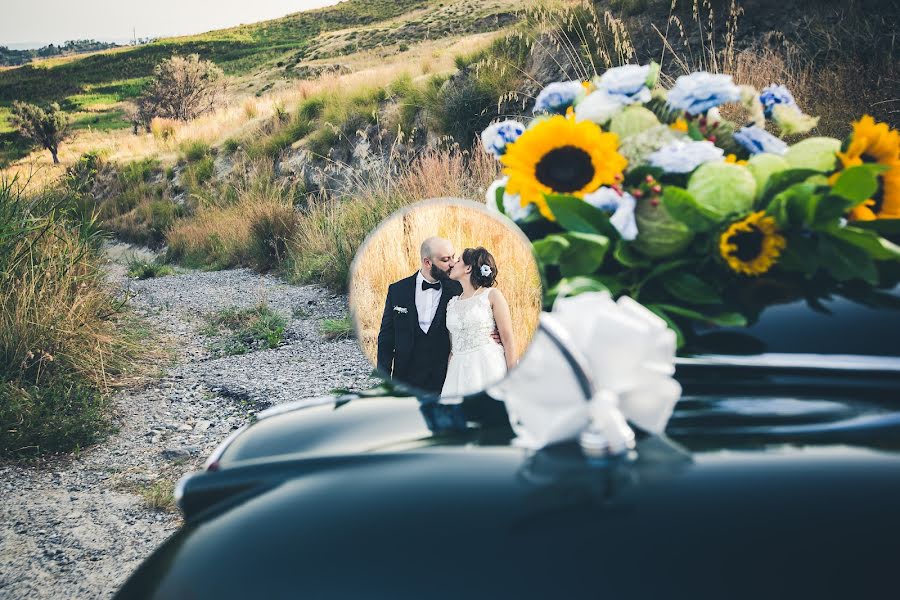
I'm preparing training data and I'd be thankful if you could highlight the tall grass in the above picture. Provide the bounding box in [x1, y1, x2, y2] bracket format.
[165, 158, 300, 270]
[289, 148, 500, 291]
[349, 200, 542, 367]
[0, 174, 141, 457]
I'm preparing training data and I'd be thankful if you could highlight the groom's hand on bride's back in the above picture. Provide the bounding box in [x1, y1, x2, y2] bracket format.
[491, 326, 502, 345]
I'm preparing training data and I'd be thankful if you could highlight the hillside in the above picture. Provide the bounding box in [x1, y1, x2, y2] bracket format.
[0, 0, 520, 165]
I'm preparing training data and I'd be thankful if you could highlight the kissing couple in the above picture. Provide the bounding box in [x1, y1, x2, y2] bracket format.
[377, 237, 518, 399]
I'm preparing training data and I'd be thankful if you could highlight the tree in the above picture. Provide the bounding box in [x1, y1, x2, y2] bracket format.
[10, 101, 69, 164]
[137, 54, 225, 123]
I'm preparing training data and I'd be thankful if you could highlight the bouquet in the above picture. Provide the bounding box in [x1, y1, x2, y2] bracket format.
[481, 63, 900, 345]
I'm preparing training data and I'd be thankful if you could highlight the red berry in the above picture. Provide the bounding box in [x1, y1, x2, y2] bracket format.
[633, 189, 644, 198]
[645, 174, 654, 183]
[652, 185, 662, 194]
[650, 199, 660, 207]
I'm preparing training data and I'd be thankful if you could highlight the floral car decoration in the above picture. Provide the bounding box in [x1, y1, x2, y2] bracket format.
[481, 63, 900, 345]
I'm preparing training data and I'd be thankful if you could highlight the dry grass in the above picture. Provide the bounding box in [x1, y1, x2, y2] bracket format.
[349, 200, 542, 369]
[0, 26, 507, 191]
[289, 148, 500, 290]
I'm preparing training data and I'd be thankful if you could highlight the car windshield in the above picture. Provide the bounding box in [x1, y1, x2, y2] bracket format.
[684, 283, 900, 357]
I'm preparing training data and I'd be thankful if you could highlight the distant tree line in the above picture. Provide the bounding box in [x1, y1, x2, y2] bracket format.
[0, 40, 120, 67]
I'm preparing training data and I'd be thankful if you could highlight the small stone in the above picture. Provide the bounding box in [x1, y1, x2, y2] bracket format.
[195, 420, 212, 431]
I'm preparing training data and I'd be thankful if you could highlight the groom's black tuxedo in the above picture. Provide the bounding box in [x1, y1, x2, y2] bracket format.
[377, 273, 462, 393]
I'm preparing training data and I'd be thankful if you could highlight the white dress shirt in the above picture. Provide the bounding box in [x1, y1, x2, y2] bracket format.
[415, 271, 442, 333]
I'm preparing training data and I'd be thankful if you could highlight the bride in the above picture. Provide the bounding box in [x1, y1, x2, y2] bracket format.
[441, 247, 517, 399]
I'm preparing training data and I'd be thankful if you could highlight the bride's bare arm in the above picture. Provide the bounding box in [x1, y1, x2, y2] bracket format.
[489, 289, 517, 370]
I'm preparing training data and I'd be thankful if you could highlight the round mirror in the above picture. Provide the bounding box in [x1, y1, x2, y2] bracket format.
[349, 197, 543, 399]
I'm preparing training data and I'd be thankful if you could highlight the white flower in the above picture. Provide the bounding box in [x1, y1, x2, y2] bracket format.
[533, 80, 585, 115]
[491, 292, 681, 449]
[666, 72, 741, 115]
[480, 119, 525, 158]
[583, 187, 638, 241]
[486, 177, 536, 222]
[393, 306, 408, 314]
[647, 139, 725, 173]
[597, 63, 653, 104]
[480, 265, 492, 277]
[574, 89, 626, 124]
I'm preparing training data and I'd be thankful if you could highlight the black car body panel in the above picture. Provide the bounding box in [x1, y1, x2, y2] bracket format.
[115, 289, 900, 599]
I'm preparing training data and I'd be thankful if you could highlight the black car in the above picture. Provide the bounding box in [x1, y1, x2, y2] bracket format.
[115, 288, 900, 599]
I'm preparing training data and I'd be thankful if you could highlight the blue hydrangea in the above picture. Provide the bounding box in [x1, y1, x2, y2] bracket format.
[647, 140, 725, 173]
[533, 81, 584, 115]
[486, 177, 535, 222]
[759, 84, 796, 119]
[583, 187, 638, 241]
[666, 72, 741, 115]
[597, 64, 652, 104]
[480, 120, 526, 158]
[733, 126, 788, 156]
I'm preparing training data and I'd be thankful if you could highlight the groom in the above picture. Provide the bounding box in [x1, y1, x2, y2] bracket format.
[377, 237, 462, 393]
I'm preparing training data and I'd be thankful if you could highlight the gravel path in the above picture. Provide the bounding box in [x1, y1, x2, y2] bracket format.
[0, 244, 378, 599]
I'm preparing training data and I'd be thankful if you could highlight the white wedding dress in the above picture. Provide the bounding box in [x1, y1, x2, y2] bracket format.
[440, 288, 508, 399]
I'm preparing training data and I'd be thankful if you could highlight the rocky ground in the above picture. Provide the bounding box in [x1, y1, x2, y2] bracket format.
[0, 243, 377, 599]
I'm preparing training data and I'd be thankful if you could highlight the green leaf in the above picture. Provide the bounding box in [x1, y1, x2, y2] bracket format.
[767, 183, 818, 228]
[776, 234, 819, 276]
[639, 258, 698, 287]
[558, 232, 610, 277]
[830, 164, 891, 203]
[812, 194, 858, 227]
[655, 303, 748, 327]
[853, 219, 900, 236]
[661, 186, 719, 232]
[548, 276, 611, 300]
[818, 235, 878, 284]
[823, 225, 900, 261]
[660, 272, 722, 305]
[757, 168, 822, 208]
[544, 194, 618, 238]
[532, 234, 570, 265]
[494, 184, 506, 214]
[613, 241, 651, 268]
[687, 121, 705, 141]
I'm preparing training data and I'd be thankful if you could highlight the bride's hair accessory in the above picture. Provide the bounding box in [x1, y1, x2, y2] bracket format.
[462, 247, 498, 288]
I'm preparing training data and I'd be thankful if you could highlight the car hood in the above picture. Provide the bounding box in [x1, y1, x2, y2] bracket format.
[116, 385, 900, 599]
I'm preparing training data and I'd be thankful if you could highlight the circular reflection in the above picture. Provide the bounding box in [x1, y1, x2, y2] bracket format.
[349, 197, 543, 398]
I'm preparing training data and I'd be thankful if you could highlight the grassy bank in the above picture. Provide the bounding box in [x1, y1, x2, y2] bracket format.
[0, 175, 143, 458]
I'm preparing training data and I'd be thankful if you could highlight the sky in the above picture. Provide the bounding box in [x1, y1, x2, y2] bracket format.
[1, 0, 342, 48]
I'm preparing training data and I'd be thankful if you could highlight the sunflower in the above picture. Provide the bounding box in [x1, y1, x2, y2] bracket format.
[834, 115, 900, 220]
[719, 211, 787, 276]
[500, 115, 627, 219]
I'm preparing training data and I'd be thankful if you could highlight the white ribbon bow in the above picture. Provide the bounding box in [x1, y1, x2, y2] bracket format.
[489, 292, 681, 451]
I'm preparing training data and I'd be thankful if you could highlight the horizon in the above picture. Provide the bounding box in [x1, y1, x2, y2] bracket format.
[0, 0, 342, 49]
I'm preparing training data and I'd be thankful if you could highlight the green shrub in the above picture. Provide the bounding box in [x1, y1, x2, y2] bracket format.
[222, 137, 241, 155]
[321, 317, 353, 340]
[180, 140, 212, 162]
[0, 175, 141, 458]
[202, 303, 286, 356]
[184, 155, 216, 187]
[249, 204, 299, 271]
[126, 256, 175, 279]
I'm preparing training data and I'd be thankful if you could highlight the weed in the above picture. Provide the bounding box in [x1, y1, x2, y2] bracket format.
[126, 257, 175, 279]
[202, 303, 287, 356]
[321, 317, 354, 340]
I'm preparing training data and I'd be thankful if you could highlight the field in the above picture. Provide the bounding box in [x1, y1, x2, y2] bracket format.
[349, 201, 543, 367]
[0, 0, 521, 166]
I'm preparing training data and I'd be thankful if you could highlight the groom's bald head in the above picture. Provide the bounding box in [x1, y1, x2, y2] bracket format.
[421, 236, 452, 260]
[420, 237, 455, 282]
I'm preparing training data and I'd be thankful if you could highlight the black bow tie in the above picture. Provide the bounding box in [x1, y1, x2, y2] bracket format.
[421, 280, 441, 291]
